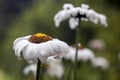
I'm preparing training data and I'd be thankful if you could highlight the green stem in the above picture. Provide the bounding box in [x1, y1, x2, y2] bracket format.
[74, 19, 81, 80]
[65, 63, 73, 80]
[36, 59, 41, 80]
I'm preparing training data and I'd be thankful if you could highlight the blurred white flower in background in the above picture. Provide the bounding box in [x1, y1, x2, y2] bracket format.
[63, 45, 95, 62]
[88, 39, 106, 51]
[23, 57, 64, 79]
[91, 57, 109, 70]
[46, 57, 64, 79]
[23, 64, 37, 77]
[54, 3, 108, 30]
[13, 33, 69, 63]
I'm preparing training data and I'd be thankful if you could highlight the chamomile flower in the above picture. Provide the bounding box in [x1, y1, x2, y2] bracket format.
[91, 57, 109, 70]
[54, 3, 108, 30]
[88, 39, 106, 51]
[46, 57, 64, 79]
[63, 45, 95, 62]
[13, 33, 69, 63]
[23, 63, 37, 77]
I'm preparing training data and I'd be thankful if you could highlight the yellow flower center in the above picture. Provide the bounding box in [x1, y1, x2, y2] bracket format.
[29, 33, 53, 43]
[34, 33, 47, 37]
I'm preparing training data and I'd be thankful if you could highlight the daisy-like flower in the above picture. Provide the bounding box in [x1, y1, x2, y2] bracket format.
[54, 3, 108, 30]
[23, 57, 64, 79]
[46, 57, 64, 79]
[23, 63, 37, 77]
[13, 33, 69, 63]
[63, 44, 95, 62]
[91, 57, 109, 70]
[88, 39, 106, 51]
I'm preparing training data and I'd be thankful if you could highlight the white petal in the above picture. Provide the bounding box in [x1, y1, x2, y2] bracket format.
[63, 3, 74, 10]
[70, 8, 79, 17]
[47, 57, 64, 78]
[81, 4, 89, 9]
[78, 48, 95, 61]
[38, 39, 69, 59]
[78, 8, 87, 15]
[54, 10, 71, 27]
[13, 38, 30, 58]
[63, 46, 76, 62]
[50, 39, 69, 56]
[86, 9, 99, 24]
[13, 35, 31, 48]
[22, 43, 41, 63]
[69, 18, 79, 30]
[97, 14, 108, 27]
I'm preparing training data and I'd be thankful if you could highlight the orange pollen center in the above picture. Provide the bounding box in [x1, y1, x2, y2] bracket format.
[28, 33, 53, 43]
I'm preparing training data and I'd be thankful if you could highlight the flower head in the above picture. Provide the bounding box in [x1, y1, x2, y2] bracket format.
[91, 57, 109, 70]
[54, 3, 108, 30]
[63, 45, 95, 62]
[13, 33, 69, 63]
[46, 57, 64, 79]
[23, 64, 37, 77]
[88, 39, 106, 51]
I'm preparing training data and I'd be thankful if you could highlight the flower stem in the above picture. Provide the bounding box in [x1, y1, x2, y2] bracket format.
[36, 59, 41, 80]
[65, 63, 73, 80]
[74, 19, 81, 80]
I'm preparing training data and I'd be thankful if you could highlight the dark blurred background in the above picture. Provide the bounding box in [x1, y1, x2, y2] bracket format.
[0, 0, 120, 80]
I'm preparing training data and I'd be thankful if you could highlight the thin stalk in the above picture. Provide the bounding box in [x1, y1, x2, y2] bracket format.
[74, 19, 81, 80]
[36, 59, 41, 80]
[65, 63, 74, 80]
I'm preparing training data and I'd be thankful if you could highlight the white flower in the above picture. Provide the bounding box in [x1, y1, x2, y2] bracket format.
[23, 57, 64, 79]
[63, 46, 95, 62]
[88, 39, 106, 51]
[77, 48, 95, 62]
[54, 3, 108, 30]
[91, 57, 109, 70]
[46, 57, 64, 79]
[13, 33, 69, 63]
[63, 46, 75, 61]
[23, 64, 37, 77]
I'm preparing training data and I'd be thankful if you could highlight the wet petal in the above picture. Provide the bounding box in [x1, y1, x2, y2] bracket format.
[13, 35, 31, 49]
[22, 43, 40, 63]
[14, 38, 30, 58]
[49, 39, 69, 56]
[69, 18, 79, 29]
